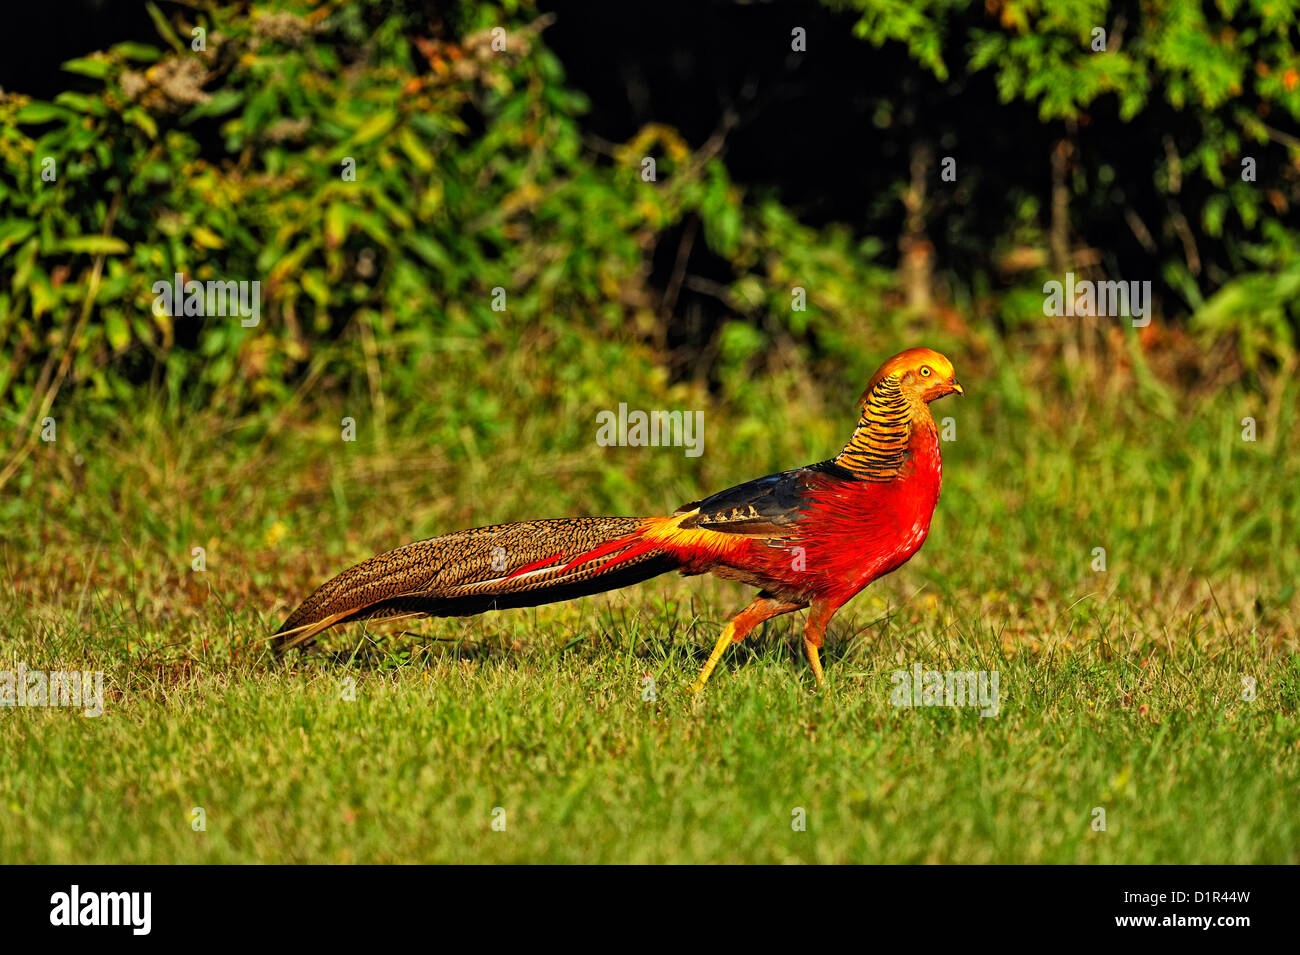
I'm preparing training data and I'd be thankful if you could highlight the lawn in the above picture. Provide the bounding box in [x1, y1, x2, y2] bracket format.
[2, 341, 1296, 863]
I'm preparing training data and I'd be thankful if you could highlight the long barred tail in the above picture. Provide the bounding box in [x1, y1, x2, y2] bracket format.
[273, 516, 679, 651]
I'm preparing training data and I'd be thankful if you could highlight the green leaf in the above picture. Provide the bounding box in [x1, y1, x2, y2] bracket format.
[404, 234, 450, 272]
[30, 272, 57, 317]
[398, 127, 435, 172]
[0, 220, 37, 256]
[325, 203, 349, 248]
[105, 310, 132, 351]
[351, 208, 396, 246]
[300, 270, 330, 305]
[58, 236, 129, 255]
[124, 107, 158, 139]
[352, 110, 398, 145]
[14, 102, 68, 125]
[112, 42, 162, 63]
[54, 92, 110, 116]
[62, 56, 110, 79]
[11, 237, 38, 288]
[183, 89, 243, 122]
[191, 226, 225, 250]
[145, 1, 184, 52]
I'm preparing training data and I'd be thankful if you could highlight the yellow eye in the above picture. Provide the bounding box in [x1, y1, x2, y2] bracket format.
[919, 366, 932, 378]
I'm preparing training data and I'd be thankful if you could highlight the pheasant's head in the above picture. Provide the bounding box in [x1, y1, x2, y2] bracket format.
[860, 347, 963, 411]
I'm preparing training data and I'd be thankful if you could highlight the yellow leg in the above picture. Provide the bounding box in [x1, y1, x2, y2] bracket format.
[803, 598, 837, 689]
[689, 596, 806, 695]
[803, 638, 825, 688]
[689, 622, 736, 694]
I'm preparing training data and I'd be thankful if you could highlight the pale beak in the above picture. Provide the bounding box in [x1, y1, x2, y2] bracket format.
[949, 377, 964, 396]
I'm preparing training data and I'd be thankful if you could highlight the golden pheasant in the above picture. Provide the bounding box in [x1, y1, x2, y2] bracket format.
[275, 347, 962, 690]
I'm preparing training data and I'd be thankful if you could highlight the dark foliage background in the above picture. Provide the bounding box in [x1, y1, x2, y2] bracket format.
[1, 0, 1297, 465]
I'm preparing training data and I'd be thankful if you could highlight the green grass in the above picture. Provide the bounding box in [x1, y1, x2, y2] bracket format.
[1, 637, 1295, 863]
[2, 340, 1297, 863]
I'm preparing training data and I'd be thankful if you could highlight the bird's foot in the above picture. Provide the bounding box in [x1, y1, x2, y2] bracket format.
[803, 638, 826, 688]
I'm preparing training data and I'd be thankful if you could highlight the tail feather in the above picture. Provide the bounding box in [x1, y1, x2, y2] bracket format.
[273, 516, 678, 651]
